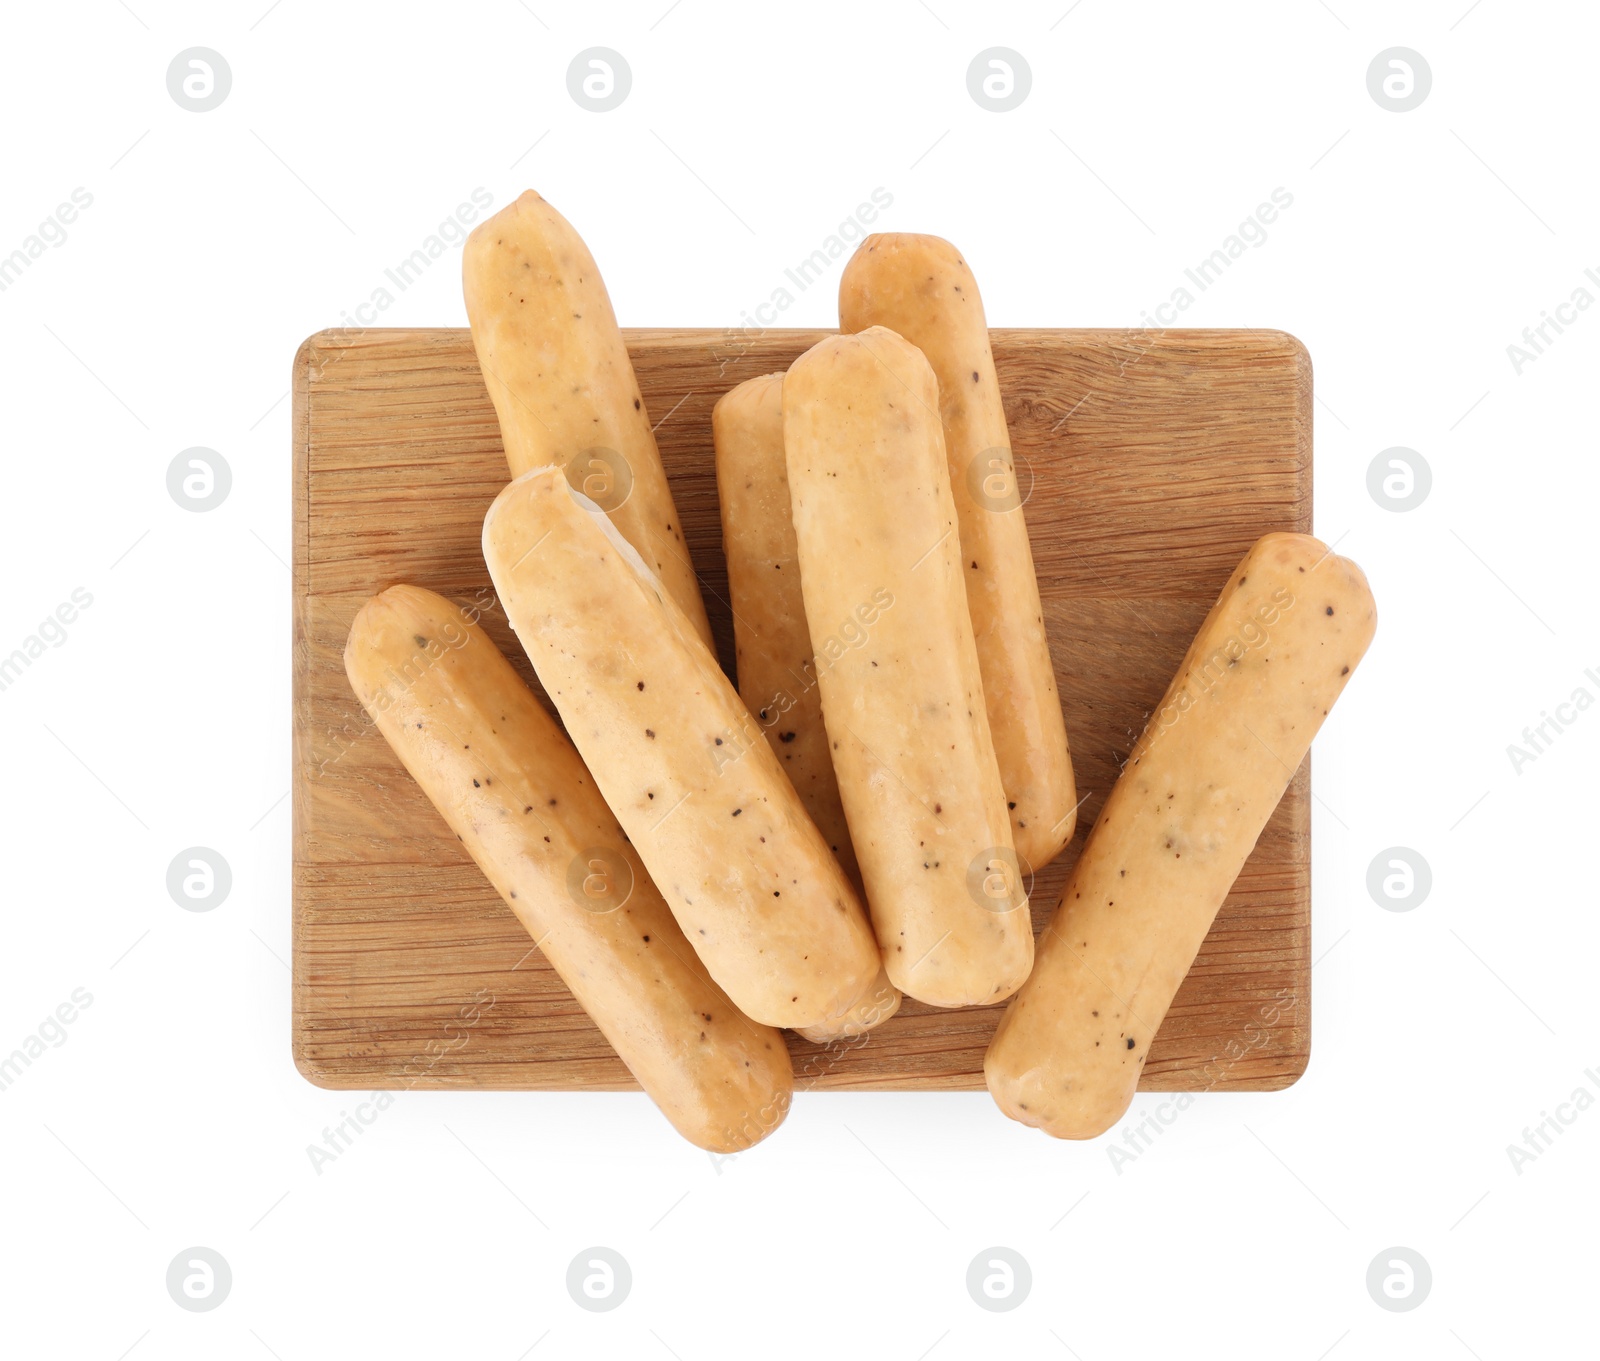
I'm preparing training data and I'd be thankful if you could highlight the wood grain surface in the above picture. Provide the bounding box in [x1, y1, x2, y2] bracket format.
[292, 327, 1313, 1093]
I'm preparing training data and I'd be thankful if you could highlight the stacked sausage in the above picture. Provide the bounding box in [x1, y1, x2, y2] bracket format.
[343, 189, 1376, 1149]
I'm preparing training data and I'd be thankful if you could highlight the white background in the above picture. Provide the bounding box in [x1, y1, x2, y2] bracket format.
[2, 1, 1596, 1357]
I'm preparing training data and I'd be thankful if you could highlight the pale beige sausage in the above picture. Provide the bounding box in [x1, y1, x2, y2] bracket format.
[482, 467, 882, 1031]
[463, 189, 713, 649]
[985, 533, 1377, 1139]
[712, 374, 902, 1043]
[840, 233, 1077, 870]
[714, 374, 860, 882]
[343, 585, 792, 1151]
[781, 327, 1033, 1008]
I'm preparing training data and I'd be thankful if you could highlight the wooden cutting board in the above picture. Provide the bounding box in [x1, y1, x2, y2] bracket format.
[292, 327, 1313, 1094]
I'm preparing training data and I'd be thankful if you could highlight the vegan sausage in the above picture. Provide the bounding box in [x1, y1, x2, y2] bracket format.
[782, 327, 1033, 1008]
[840, 233, 1078, 870]
[482, 467, 882, 1030]
[344, 584, 793, 1151]
[464, 189, 714, 648]
[984, 533, 1376, 1138]
[712, 373, 902, 1042]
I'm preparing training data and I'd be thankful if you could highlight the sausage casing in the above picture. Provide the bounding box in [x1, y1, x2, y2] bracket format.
[344, 585, 793, 1151]
[782, 327, 1033, 1008]
[482, 468, 882, 1030]
[840, 233, 1077, 869]
[984, 533, 1377, 1138]
[712, 373, 902, 1042]
[463, 189, 713, 648]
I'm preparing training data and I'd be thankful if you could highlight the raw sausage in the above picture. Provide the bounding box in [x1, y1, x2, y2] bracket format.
[482, 467, 882, 1030]
[840, 233, 1077, 869]
[984, 533, 1376, 1138]
[712, 373, 902, 1042]
[782, 327, 1033, 1008]
[463, 189, 714, 648]
[344, 585, 792, 1151]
